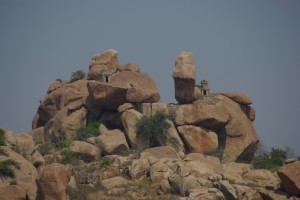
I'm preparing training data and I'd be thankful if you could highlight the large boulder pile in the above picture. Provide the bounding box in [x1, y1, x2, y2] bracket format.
[2, 49, 283, 200]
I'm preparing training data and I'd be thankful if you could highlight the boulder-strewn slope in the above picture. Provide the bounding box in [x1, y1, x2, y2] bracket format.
[1, 49, 298, 200]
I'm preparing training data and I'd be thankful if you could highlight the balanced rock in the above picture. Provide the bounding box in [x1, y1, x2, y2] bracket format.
[172, 51, 196, 103]
[87, 49, 119, 80]
[277, 161, 300, 196]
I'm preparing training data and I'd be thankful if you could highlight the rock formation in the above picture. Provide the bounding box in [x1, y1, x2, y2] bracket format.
[2, 49, 295, 200]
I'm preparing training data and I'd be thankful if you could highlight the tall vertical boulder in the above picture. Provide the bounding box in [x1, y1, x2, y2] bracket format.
[172, 51, 196, 103]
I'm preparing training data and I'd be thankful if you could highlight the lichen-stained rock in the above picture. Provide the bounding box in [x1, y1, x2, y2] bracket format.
[175, 97, 229, 128]
[38, 163, 71, 200]
[183, 153, 223, 178]
[217, 94, 258, 162]
[220, 92, 252, 105]
[177, 125, 218, 154]
[70, 141, 100, 162]
[120, 108, 143, 148]
[118, 63, 140, 72]
[172, 51, 196, 103]
[0, 185, 27, 200]
[44, 107, 87, 142]
[87, 49, 119, 80]
[277, 161, 300, 196]
[0, 147, 38, 200]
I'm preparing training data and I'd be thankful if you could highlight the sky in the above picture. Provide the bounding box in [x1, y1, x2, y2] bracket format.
[0, 1, 300, 155]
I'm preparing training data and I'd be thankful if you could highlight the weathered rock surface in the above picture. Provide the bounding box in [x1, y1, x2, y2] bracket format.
[162, 120, 185, 153]
[95, 126, 129, 155]
[0, 185, 27, 200]
[220, 92, 252, 105]
[140, 146, 181, 160]
[44, 107, 87, 142]
[118, 63, 140, 72]
[38, 163, 71, 200]
[172, 51, 196, 103]
[87, 49, 119, 80]
[177, 125, 218, 154]
[0, 147, 38, 200]
[70, 141, 100, 162]
[27, 127, 45, 145]
[126, 87, 160, 103]
[277, 161, 300, 196]
[120, 108, 143, 148]
[175, 99, 229, 128]
[101, 176, 127, 190]
[183, 153, 223, 178]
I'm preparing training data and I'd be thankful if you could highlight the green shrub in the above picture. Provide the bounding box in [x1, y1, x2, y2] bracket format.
[0, 148, 8, 156]
[38, 143, 55, 156]
[55, 139, 73, 150]
[67, 184, 96, 200]
[74, 121, 102, 141]
[61, 149, 80, 165]
[70, 70, 85, 82]
[136, 110, 170, 147]
[0, 159, 20, 178]
[100, 157, 114, 166]
[56, 78, 62, 82]
[252, 147, 287, 171]
[0, 128, 5, 146]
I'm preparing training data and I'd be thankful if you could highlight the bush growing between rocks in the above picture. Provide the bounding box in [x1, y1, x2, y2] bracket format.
[67, 184, 97, 200]
[0, 148, 8, 156]
[55, 139, 73, 150]
[252, 147, 288, 171]
[0, 128, 5, 146]
[70, 70, 85, 82]
[136, 110, 170, 148]
[74, 121, 102, 141]
[0, 159, 20, 178]
[100, 157, 114, 166]
[38, 143, 55, 156]
[60, 149, 80, 166]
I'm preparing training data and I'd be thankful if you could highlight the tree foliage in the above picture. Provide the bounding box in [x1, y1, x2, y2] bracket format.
[0, 128, 5, 146]
[136, 110, 171, 147]
[70, 70, 85, 82]
[252, 147, 288, 171]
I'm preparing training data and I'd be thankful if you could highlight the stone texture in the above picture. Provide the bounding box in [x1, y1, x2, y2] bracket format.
[241, 105, 256, 121]
[126, 87, 160, 103]
[100, 111, 123, 129]
[175, 99, 229, 128]
[118, 63, 140, 72]
[36, 80, 93, 124]
[217, 94, 258, 162]
[130, 159, 149, 179]
[217, 180, 237, 200]
[120, 109, 143, 147]
[172, 51, 196, 103]
[243, 169, 280, 189]
[44, 107, 87, 142]
[0, 147, 38, 200]
[87, 49, 119, 80]
[96, 126, 129, 155]
[0, 185, 27, 200]
[220, 92, 252, 105]
[183, 153, 223, 178]
[140, 146, 181, 160]
[234, 185, 262, 200]
[91, 82, 127, 110]
[163, 120, 185, 153]
[38, 163, 71, 200]
[150, 161, 172, 182]
[118, 103, 135, 113]
[70, 141, 100, 162]
[101, 176, 127, 190]
[177, 125, 218, 154]
[277, 161, 300, 196]
[258, 188, 289, 200]
[27, 127, 45, 145]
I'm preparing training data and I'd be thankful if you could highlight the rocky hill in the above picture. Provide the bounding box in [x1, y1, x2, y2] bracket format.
[0, 49, 299, 200]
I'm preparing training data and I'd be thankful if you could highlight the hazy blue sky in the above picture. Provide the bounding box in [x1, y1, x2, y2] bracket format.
[1, 1, 300, 155]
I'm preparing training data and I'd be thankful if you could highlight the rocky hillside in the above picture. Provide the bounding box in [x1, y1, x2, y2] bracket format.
[0, 49, 299, 200]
